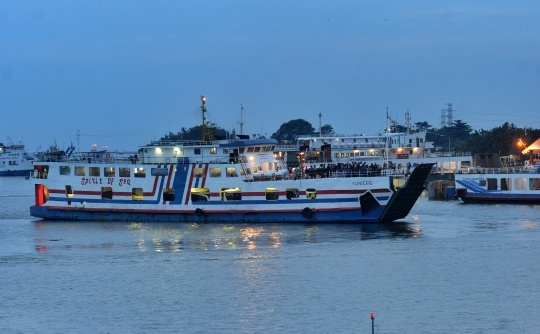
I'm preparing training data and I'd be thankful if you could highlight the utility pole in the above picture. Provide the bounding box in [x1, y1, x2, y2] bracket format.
[237, 104, 244, 135]
[405, 108, 412, 134]
[318, 113, 323, 136]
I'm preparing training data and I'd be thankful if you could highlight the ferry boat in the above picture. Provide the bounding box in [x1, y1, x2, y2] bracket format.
[0, 141, 34, 176]
[455, 141, 540, 204]
[29, 97, 434, 223]
[290, 129, 472, 177]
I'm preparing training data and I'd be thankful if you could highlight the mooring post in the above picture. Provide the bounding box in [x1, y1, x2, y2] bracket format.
[370, 313, 375, 334]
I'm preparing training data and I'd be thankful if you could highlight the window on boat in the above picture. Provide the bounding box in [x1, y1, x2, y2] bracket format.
[501, 178, 512, 191]
[132, 188, 144, 201]
[239, 167, 250, 175]
[75, 166, 86, 176]
[89, 167, 100, 177]
[65, 185, 73, 198]
[163, 188, 175, 201]
[134, 167, 146, 178]
[101, 187, 113, 200]
[210, 148, 217, 154]
[239, 148, 245, 154]
[247, 147, 254, 153]
[151, 167, 168, 176]
[486, 178, 497, 190]
[60, 166, 71, 175]
[191, 188, 210, 202]
[104, 167, 115, 177]
[529, 178, 540, 191]
[222, 148, 229, 154]
[226, 167, 238, 177]
[194, 148, 201, 155]
[306, 188, 317, 200]
[210, 167, 222, 177]
[119, 167, 130, 177]
[193, 167, 204, 178]
[251, 167, 258, 174]
[220, 188, 242, 201]
[254, 147, 261, 152]
[514, 178, 526, 190]
[286, 188, 299, 200]
[265, 188, 279, 200]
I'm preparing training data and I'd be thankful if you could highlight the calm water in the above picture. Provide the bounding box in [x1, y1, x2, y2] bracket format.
[1, 177, 540, 333]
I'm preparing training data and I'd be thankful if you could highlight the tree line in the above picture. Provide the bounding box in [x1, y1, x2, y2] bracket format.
[160, 119, 540, 157]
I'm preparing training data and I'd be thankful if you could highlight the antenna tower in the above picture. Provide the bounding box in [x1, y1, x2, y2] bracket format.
[237, 104, 244, 135]
[446, 103, 453, 127]
[200, 96, 213, 142]
[440, 109, 446, 128]
[405, 108, 412, 134]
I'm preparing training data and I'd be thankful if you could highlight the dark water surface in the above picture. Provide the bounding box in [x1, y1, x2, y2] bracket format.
[1, 177, 540, 333]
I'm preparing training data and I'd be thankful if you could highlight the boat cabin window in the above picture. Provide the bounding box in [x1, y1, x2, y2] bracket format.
[210, 167, 221, 177]
[101, 187, 113, 199]
[194, 148, 201, 155]
[501, 178, 512, 191]
[306, 188, 317, 200]
[89, 167, 100, 177]
[529, 178, 540, 191]
[239, 148, 245, 154]
[65, 185, 73, 198]
[75, 166, 86, 176]
[132, 188, 144, 200]
[223, 148, 229, 154]
[60, 166, 71, 176]
[226, 167, 238, 177]
[254, 147, 261, 152]
[265, 188, 279, 200]
[104, 167, 115, 177]
[134, 167, 146, 178]
[286, 188, 299, 200]
[193, 168, 204, 178]
[220, 188, 242, 201]
[210, 148, 217, 154]
[119, 167, 130, 177]
[247, 147, 254, 153]
[191, 188, 210, 202]
[486, 178, 497, 190]
[163, 188, 175, 201]
[514, 178, 526, 190]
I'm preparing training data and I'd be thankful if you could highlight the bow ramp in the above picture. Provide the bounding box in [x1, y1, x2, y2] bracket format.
[378, 163, 434, 223]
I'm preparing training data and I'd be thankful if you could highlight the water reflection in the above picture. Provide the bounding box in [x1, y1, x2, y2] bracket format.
[32, 220, 421, 254]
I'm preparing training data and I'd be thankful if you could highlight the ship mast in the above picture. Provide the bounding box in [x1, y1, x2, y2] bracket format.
[201, 96, 213, 142]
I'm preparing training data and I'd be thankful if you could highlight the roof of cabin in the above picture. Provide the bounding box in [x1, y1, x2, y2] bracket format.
[219, 139, 278, 147]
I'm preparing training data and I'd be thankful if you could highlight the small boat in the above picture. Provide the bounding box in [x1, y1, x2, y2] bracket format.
[0, 140, 34, 177]
[455, 140, 540, 204]
[29, 97, 434, 223]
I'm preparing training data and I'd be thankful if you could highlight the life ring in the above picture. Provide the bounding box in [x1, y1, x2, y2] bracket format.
[195, 208, 203, 216]
[301, 207, 313, 219]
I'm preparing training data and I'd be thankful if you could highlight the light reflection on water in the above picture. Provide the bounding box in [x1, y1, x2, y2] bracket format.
[30, 220, 422, 254]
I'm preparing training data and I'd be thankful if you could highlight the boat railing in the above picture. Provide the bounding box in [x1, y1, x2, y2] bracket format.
[459, 166, 533, 175]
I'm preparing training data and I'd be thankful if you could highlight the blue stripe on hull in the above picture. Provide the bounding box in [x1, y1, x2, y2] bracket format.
[30, 205, 388, 223]
[0, 169, 32, 176]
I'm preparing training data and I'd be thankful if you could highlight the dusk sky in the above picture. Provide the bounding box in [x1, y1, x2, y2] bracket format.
[1, 1, 539, 152]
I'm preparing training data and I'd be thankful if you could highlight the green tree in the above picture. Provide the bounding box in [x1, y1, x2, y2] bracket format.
[320, 124, 334, 135]
[271, 119, 315, 142]
[414, 121, 432, 132]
